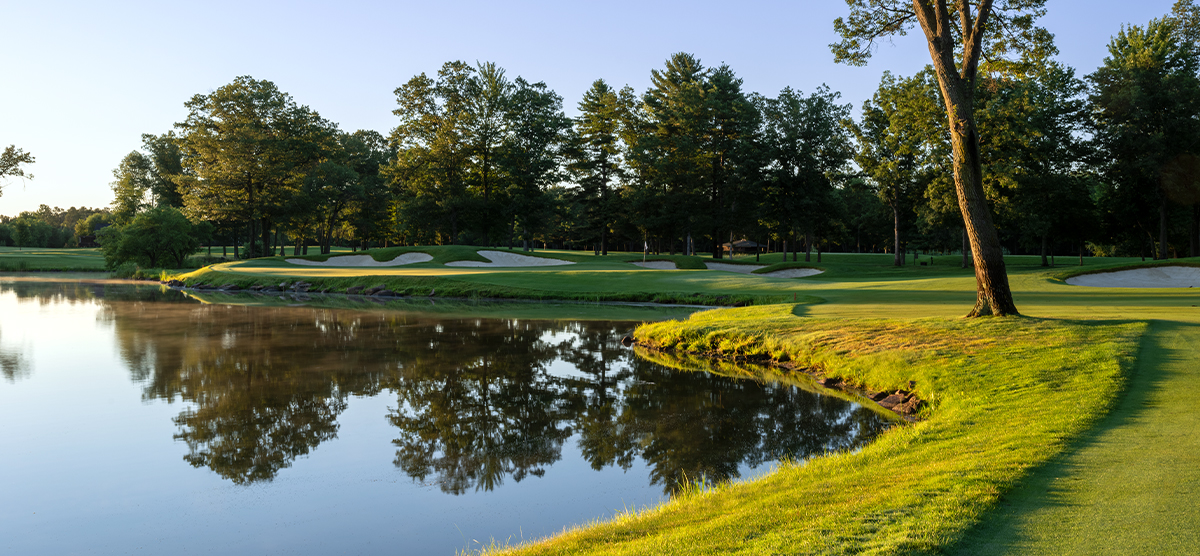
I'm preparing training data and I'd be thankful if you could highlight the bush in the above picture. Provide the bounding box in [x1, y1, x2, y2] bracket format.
[100, 207, 201, 269]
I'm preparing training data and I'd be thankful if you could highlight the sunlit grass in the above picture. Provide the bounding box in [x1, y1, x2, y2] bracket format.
[492, 307, 1144, 555]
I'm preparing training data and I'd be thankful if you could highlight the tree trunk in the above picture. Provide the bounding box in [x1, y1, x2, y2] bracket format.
[261, 217, 271, 258]
[893, 205, 902, 267]
[916, 2, 1018, 316]
[1040, 234, 1049, 267]
[805, 232, 812, 262]
[1160, 197, 1169, 260]
[601, 225, 608, 256]
[1191, 204, 1199, 258]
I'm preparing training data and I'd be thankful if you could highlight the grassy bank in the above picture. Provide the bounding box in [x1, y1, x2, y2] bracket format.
[496, 306, 1143, 555]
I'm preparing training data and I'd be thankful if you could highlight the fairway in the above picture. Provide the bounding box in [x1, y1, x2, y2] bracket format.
[0, 246, 107, 271]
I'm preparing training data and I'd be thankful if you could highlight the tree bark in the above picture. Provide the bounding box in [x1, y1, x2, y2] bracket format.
[1040, 234, 1049, 267]
[915, 0, 1018, 316]
[1159, 197, 1169, 260]
[961, 228, 969, 268]
[893, 205, 902, 267]
[1191, 204, 1199, 258]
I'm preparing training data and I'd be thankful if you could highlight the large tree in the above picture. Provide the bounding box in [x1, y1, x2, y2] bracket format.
[386, 62, 477, 245]
[833, 0, 1055, 316]
[498, 78, 571, 250]
[566, 79, 634, 256]
[175, 76, 334, 257]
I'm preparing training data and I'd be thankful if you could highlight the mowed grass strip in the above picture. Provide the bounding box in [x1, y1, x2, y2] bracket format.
[0, 246, 107, 271]
[494, 305, 1143, 555]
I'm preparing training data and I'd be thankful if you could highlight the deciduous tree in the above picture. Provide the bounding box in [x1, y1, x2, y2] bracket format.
[833, 0, 1055, 315]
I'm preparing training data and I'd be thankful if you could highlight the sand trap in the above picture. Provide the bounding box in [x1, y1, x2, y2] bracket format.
[445, 250, 574, 267]
[705, 262, 766, 274]
[631, 261, 678, 270]
[761, 268, 825, 279]
[1065, 266, 1200, 288]
[285, 252, 433, 267]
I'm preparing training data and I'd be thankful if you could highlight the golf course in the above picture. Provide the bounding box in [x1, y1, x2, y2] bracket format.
[135, 245, 1198, 554]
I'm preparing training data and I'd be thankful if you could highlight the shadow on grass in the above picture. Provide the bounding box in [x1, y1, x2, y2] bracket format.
[947, 319, 1178, 555]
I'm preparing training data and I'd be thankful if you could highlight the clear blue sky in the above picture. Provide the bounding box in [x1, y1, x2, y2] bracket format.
[0, 0, 1179, 216]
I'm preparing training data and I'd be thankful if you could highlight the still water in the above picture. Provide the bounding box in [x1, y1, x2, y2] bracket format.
[0, 278, 892, 555]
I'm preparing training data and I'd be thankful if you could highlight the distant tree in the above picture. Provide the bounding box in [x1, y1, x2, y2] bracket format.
[12, 220, 31, 250]
[635, 53, 712, 255]
[141, 133, 186, 208]
[566, 80, 634, 256]
[974, 62, 1092, 265]
[465, 62, 515, 245]
[0, 145, 35, 195]
[386, 62, 476, 244]
[851, 73, 936, 266]
[703, 65, 761, 259]
[498, 78, 571, 250]
[110, 152, 154, 225]
[304, 160, 360, 254]
[1090, 10, 1200, 259]
[74, 212, 112, 238]
[833, 1, 1057, 315]
[342, 130, 395, 250]
[100, 206, 201, 269]
[175, 76, 335, 257]
[760, 85, 853, 262]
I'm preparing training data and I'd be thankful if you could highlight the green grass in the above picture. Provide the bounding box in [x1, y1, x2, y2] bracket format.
[168, 245, 1200, 554]
[0, 246, 107, 271]
[494, 308, 1143, 555]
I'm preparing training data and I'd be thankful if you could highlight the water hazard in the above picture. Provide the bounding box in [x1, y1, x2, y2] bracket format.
[0, 278, 893, 555]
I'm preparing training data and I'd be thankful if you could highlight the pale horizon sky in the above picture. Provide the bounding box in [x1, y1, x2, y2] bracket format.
[0, 0, 1180, 216]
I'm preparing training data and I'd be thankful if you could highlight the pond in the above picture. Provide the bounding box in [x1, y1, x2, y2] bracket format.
[0, 277, 894, 555]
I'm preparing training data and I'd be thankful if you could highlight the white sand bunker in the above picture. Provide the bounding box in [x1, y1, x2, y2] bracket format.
[445, 250, 574, 267]
[285, 252, 433, 267]
[762, 268, 825, 279]
[705, 262, 765, 274]
[1066, 265, 1200, 288]
[631, 260, 678, 269]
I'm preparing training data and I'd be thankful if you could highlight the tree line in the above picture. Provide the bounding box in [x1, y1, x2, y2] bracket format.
[7, 2, 1196, 279]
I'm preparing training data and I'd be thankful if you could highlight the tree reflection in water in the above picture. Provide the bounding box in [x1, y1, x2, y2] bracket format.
[387, 321, 894, 495]
[4, 281, 891, 493]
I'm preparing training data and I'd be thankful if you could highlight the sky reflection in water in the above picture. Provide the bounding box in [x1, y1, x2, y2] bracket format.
[0, 279, 892, 555]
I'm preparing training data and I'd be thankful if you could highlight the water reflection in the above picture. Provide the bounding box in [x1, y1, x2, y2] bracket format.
[1, 281, 892, 495]
[0, 337, 29, 382]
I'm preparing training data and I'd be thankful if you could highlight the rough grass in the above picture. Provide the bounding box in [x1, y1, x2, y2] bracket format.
[492, 306, 1143, 555]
